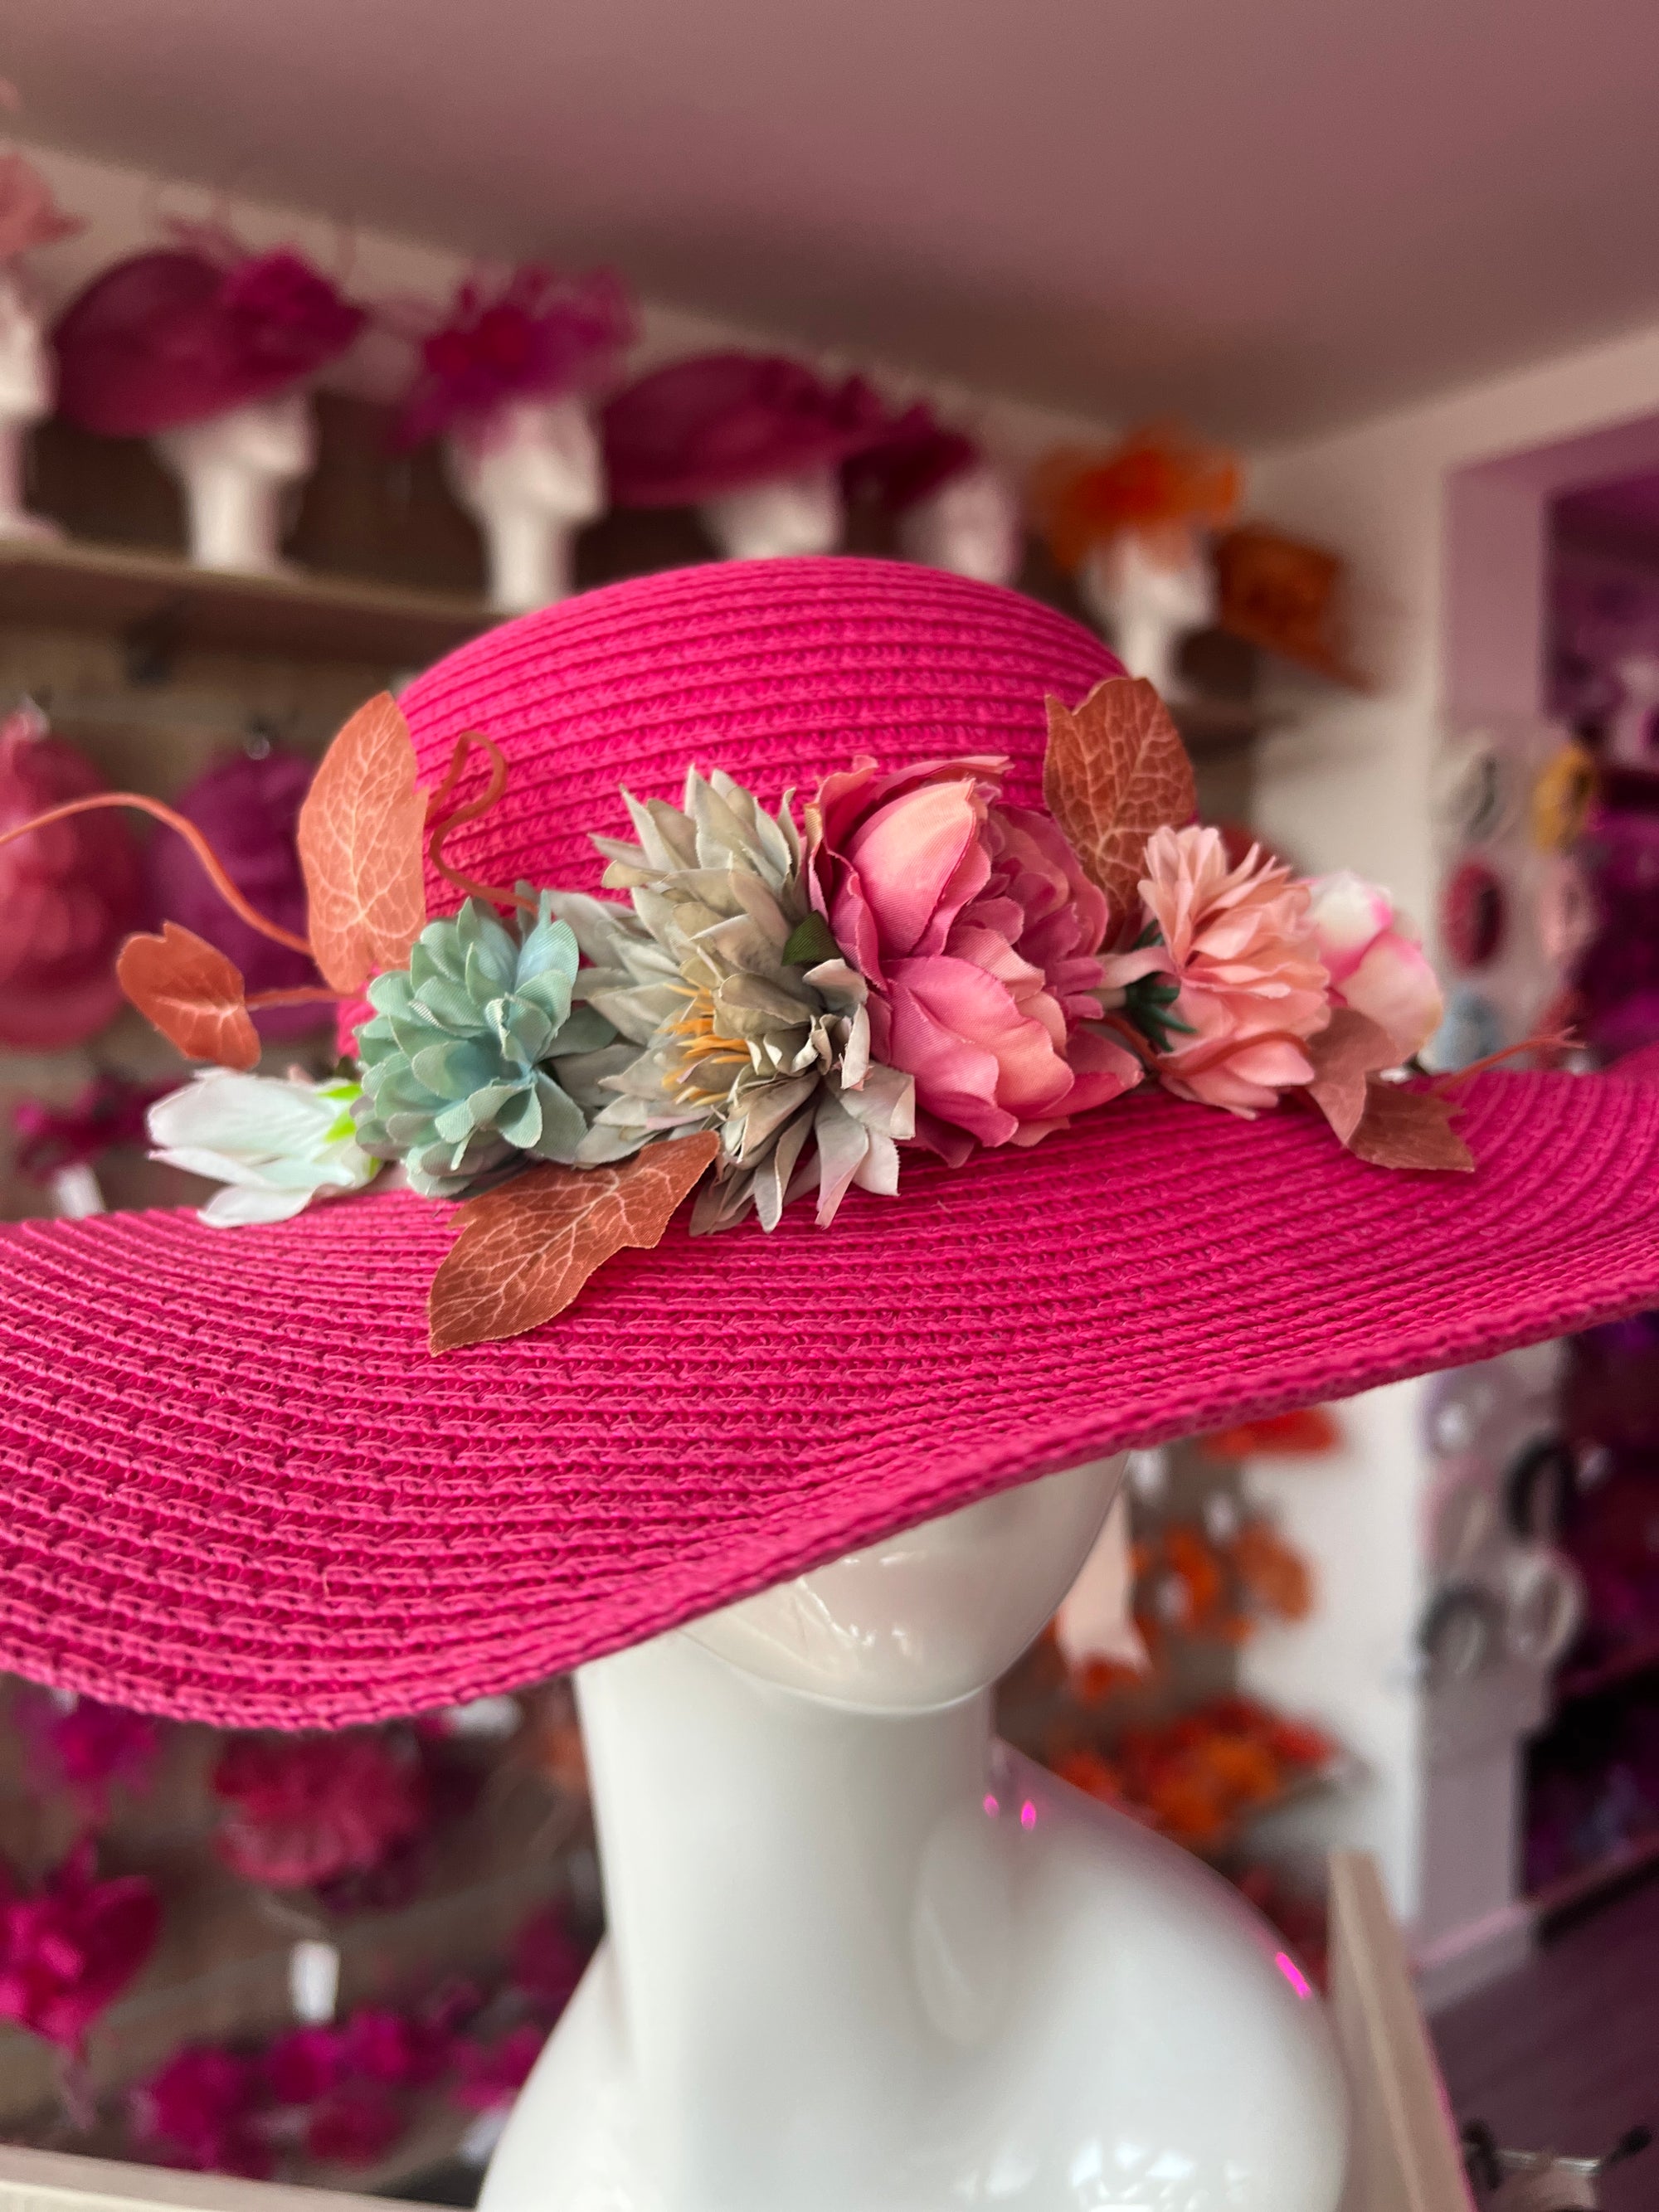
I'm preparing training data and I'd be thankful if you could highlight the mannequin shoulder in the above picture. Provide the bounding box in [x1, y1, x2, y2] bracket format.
[995, 1746, 1350, 2199]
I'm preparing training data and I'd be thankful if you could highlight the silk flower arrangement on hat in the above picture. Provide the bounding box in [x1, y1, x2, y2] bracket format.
[0, 675, 1455, 1354]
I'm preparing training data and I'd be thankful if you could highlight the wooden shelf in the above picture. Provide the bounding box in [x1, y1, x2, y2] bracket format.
[1171, 695, 1282, 760]
[1529, 1826, 1659, 1925]
[0, 537, 494, 671]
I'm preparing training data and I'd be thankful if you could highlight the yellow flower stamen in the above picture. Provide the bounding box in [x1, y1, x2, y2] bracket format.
[668, 987, 752, 1098]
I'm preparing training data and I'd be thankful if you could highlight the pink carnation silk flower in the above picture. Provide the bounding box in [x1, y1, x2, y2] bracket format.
[1102, 824, 1331, 1114]
[806, 756, 1141, 1163]
[1304, 869, 1443, 1062]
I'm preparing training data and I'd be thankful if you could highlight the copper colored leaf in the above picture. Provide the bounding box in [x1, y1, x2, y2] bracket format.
[1347, 1082, 1475, 1174]
[1304, 1009, 1400, 1145]
[298, 693, 427, 994]
[116, 923, 260, 1071]
[1043, 676, 1196, 922]
[429, 1133, 722, 1354]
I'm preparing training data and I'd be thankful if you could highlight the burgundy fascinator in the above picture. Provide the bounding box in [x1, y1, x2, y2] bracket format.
[842, 399, 980, 513]
[393, 263, 634, 453]
[0, 707, 143, 1051]
[0, 151, 83, 266]
[602, 352, 888, 508]
[52, 229, 363, 439]
[147, 747, 322, 1038]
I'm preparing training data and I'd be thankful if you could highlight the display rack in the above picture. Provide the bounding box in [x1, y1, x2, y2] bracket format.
[0, 539, 492, 677]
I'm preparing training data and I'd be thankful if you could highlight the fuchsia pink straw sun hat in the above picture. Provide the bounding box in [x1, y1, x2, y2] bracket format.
[1, 557, 1658, 1731]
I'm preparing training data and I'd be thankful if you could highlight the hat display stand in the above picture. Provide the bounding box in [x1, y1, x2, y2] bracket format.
[482, 1461, 1348, 2212]
[151, 389, 317, 577]
[0, 271, 61, 544]
[698, 461, 844, 561]
[1078, 527, 1218, 698]
[444, 396, 607, 615]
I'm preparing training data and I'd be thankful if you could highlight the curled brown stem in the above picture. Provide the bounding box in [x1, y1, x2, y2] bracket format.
[1430, 1029, 1578, 1090]
[242, 986, 346, 1010]
[426, 730, 535, 914]
[0, 795, 315, 957]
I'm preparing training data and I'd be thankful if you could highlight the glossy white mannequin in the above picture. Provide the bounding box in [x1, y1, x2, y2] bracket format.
[446, 396, 606, 614]
[700, 462, 842, 561]
[152, 389, 314, 574]
[0, 272, 60, 542]
[898, 459, 1024, 586]
[1080, 529, 1215, 698]
[481, 1456, 1348, 2212]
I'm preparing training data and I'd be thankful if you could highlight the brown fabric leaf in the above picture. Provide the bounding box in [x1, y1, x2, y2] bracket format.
[297, 693, 428, 993]
[116, 924, 260, 1071]
[429, 1133, 722, 1354]
[1043, 676, 1197, 923]
[1303, 1009, 1400, 1145]
[1348, 1082, 1475, 1174]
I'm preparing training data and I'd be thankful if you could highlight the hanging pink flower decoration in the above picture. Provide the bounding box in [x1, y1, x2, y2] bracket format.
[0, 1840, 160, 2053]
[452, 2022, 545, 2112]
[12, 1687, 161, 1818]
[1100, 825, 1331, 1114]
[263, 2022, 345, 2104]
[343, 2002, 453, 2087]
[805, 757, 1141, 1164]
[305, 2081, 405, 2166]
[1304, 869, 1443, 1062]
[133, 2045, 270, 2177]
[212, 1732, 428, 1890]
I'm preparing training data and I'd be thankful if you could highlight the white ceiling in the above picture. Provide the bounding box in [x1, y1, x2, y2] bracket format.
[5, 0, 1659, 441]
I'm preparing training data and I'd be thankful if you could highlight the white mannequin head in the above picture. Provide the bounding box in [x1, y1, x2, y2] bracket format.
[0, 273, 51, 427]
[445, 395, 606, 535]
[700, 462, 843, 562]
[445, 395, 605, 613]
[152, 389, 315, 574]
[153, 387, 315, 489]
[896, 460, 1024, 586]
[1080, 527, 1215, 695]
[688, 1455, 1124, 1711]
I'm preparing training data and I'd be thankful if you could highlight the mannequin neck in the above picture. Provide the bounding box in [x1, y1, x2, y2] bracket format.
[477, 504, 577, 612]
[162, 444, 288, 573]
[576, 1633, 1000, 2207]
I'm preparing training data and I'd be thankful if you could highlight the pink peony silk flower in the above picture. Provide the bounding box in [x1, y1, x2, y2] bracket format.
[1304, 869, 1443, 1062]
[805, 757, 1141, 1164]
[1101, 824, 1331, 1115]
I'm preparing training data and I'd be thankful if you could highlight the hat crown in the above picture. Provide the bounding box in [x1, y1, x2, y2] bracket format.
[405, 557, 1120, 909]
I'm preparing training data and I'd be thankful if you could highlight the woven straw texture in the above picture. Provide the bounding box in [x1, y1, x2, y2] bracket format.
[1, 559, 1657, 1728]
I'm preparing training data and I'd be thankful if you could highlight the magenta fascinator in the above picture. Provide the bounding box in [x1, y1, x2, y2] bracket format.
[843, 398, 980, 513]
[52, 228, 363, 439]
[602, 352, 888, 508]
[394, 264, 634, 452]
[146, 748, 322, 1039]
[0, 152, 83, 265]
